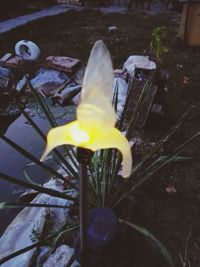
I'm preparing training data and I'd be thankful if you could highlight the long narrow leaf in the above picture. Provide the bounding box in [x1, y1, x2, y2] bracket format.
[26, 76, 78, 170]
[11, 95, 78, 178]
[111, 72, 155, 183]
[113, 79, 119, 114]
[118, 75, 134, 130]
[126, 70, 155, 140]
[141, 155, 193, 176]
[0, 172, 77, 201]
[1, 135, 78, 189]
[101, 149, 112, 206]
[115, 130, 200, 206]
[111, 108, 192, 206]
[0, 224, 78, 265]
[132, 107, 192, 174]
[119, 218, 174, 267]
[0, 201, 69, 209]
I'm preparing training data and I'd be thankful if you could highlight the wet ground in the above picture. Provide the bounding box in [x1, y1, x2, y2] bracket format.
[0, 113, 50, 233]
[0, 102, 76, 234]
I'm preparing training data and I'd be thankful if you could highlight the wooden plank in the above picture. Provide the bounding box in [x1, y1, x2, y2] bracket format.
[178, 2, 200, 46]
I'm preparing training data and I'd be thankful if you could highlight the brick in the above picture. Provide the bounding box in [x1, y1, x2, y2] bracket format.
[45, 56, 81, 73]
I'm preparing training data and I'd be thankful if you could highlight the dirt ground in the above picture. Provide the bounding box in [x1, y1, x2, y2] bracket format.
[0, 0, 55, 22]
[1, 9, 200, 267]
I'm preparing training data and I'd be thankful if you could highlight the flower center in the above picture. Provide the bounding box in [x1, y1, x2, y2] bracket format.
[71, 125, 90, 144]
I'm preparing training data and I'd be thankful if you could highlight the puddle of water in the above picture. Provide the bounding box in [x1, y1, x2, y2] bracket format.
[0, 104, 76, 234]
[0, 114, 52, 234]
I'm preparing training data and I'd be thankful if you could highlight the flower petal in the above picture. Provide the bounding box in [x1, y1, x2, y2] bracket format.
[82, 40, 113, 102]
[77, 94, 115, 131]
[86, 127, 132, 178]
[40, 121, 80, 161]
[78, 40, 116, 130]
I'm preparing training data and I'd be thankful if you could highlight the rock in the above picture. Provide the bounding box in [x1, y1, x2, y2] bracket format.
[45, 56, 81, 73]
[151, 103, 165, 116]
[108, 26, 117, 32]
[43, 245, 77, 267]
[166, 184, 177, 194]
[30, 68, 70, 96]
[131, 136, 143, 147]
[52, 84, 81, 105]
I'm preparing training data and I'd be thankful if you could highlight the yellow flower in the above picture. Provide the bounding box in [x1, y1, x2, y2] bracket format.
[41, 40, 132, 178]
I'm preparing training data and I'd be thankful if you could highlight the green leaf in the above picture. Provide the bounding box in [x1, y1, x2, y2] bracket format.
[0, 201, 69, 209]
[119, 218, 174, 267]
[25, 76, 78, 177]
[0, 172, 77, 202]
[156, 155, 193, 163]
[1, 135, 78, 189]
[0, 224, 78, 265]
[115, 130, 200, 207]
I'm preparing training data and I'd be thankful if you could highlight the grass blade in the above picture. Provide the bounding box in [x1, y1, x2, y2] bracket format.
[118, 75, 133, 130]
[1, 135, 78, 189]
[11, 96, 78, 178]
[26, 76, 78, 169]
[119, 218, 174, 267]
[126, 70, 155, 140]
[111, 72, 155, 183]
[0, 224, 78, 265]
[132, 107, 192, 175]
[115, 130, 200, 207]
[0, 201, 69, 209]
[0, 172, 77, 201]
[111, 108, 192, 206]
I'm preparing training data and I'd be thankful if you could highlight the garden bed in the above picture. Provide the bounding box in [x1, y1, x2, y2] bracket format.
[0, 9, 200, 267]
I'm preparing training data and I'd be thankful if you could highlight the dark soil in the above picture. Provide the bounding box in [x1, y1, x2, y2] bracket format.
[0, 0, 56, 22]
[0, 9, 200, 267]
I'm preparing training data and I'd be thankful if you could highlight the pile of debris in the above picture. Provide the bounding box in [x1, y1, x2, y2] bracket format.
[0, 40, 83, 113]
[0, 40, 168, 130]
